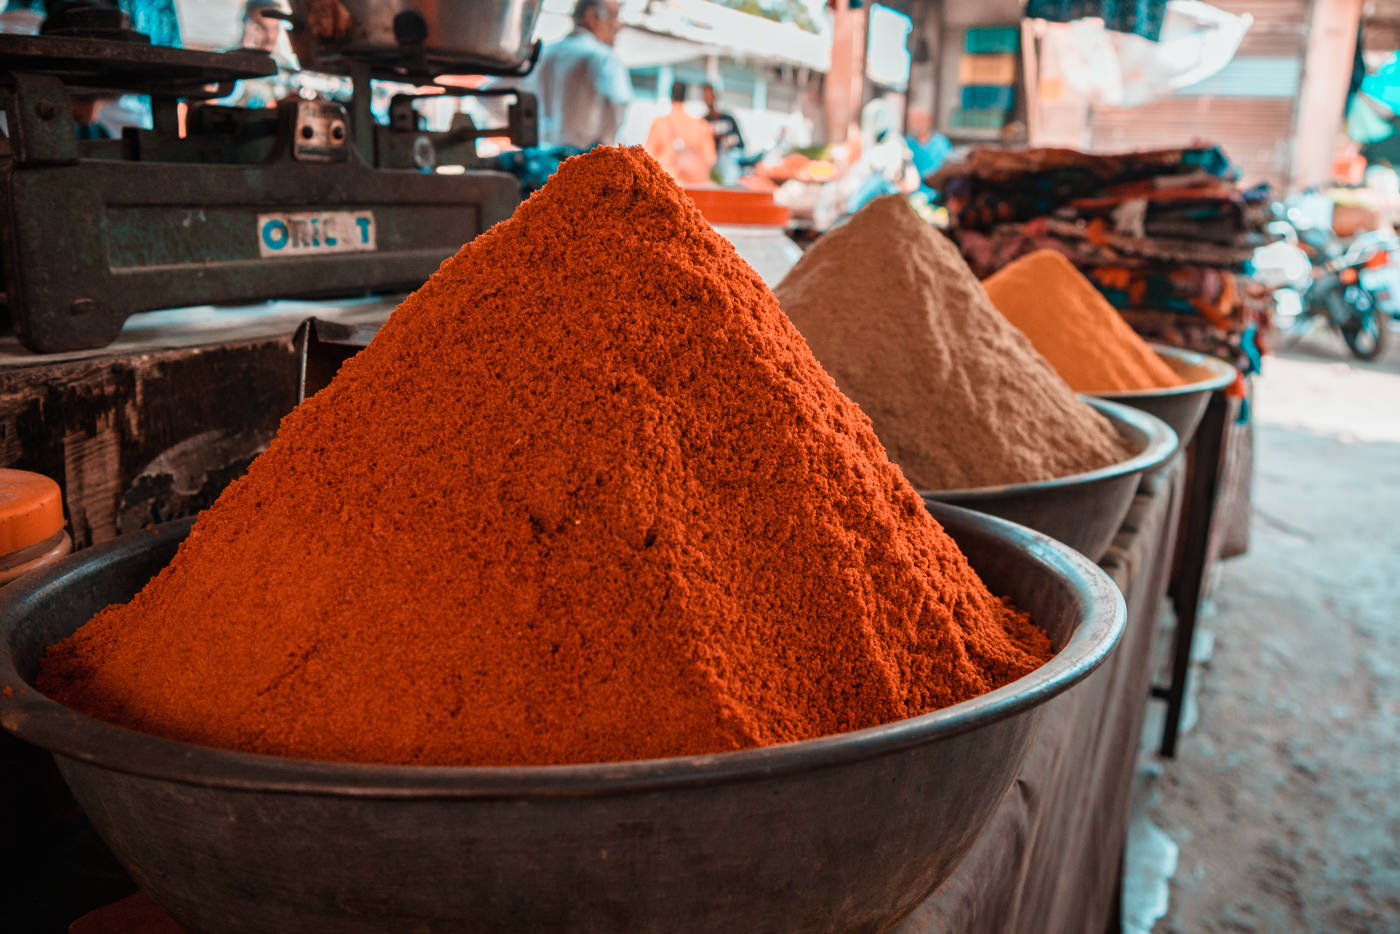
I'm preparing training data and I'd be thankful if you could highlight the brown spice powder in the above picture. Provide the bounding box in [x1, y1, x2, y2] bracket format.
[775, 195, 1134, 491]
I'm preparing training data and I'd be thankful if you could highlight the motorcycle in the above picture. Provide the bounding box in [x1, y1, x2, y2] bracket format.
[1253, 206, 1392, 361]
[1357, 236, 1400, 321]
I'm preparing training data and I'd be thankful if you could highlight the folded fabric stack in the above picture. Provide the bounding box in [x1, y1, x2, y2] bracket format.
[932, 146, 1272, 376]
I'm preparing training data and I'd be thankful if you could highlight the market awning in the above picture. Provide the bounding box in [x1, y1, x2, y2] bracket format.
[533, 0, 830, 72]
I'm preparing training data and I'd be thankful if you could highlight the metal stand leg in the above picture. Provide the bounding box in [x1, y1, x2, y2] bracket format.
[1151, 391, 1231, 758]
[1105, 850, 1126, 934]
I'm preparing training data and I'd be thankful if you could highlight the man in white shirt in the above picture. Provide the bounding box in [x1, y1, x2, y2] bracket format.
[530, 0, 633, 151]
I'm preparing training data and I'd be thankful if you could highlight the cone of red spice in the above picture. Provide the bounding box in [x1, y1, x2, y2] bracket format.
[37, 147, 1052, 767]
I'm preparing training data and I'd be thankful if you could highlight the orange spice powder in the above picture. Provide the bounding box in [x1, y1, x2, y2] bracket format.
[982, 250, 1186, 393]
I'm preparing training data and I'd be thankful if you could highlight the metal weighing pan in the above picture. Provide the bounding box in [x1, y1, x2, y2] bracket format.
[286, 0, 545, 76]
[922, 398, 1178, 563]
[1093, 344, 1237, 448]
[1, 505, 1124, 934]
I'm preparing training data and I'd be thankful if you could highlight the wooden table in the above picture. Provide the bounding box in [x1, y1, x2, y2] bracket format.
[0, 299, 396, 549]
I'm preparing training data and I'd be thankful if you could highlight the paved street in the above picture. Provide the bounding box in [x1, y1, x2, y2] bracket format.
[1146, 325, 1400, 932]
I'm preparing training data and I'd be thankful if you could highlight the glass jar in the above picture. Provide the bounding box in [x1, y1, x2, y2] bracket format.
[1, 468, 82, 933]
[685, 187, 803, 287]
[0, 469, 71, 587]
[711, 223, 805, 288]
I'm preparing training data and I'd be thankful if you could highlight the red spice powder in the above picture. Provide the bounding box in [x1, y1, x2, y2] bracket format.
[69, 892, 185, 934]
[37, 147, 1051, 767]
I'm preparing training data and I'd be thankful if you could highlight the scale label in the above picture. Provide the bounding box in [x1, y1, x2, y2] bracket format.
[257, 210, 377, 258]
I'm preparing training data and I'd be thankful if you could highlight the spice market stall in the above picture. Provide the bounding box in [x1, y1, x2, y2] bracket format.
[0, 149, 1191, 934]
[0, 0, 1212, 929]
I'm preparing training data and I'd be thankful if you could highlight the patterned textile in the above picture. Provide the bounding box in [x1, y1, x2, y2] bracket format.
[941, 146, 1274, 381]
[932, 146, 1235, 230]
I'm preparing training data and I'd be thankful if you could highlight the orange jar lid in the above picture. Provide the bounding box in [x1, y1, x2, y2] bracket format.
[684, 186, 791, 227]
[0, 469, 63, 554]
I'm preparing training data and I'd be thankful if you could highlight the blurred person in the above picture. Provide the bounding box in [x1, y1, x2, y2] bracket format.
[702, 82, 744, 184]
[238, 0, 283, 52]
[702, 83, 745, 160]
[904, 106, 949, 187]
[644, 82, 716, 186]
[215, 0, 301, 108]
[530, 0, 632, 150]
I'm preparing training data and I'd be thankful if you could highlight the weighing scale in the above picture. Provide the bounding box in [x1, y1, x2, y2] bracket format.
[0, 0, 540, 352]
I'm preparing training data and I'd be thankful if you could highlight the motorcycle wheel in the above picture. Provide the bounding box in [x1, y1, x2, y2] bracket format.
[1340, 287, 1389, 361]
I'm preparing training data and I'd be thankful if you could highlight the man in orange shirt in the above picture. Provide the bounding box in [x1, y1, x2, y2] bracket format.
[644, 83, 717, 186]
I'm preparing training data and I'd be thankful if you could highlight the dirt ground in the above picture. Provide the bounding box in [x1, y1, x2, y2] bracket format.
[1145, 326, 1400, 933]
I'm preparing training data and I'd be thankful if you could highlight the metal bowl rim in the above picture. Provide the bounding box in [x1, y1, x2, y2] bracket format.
[1092, 344, 1236, 401]
[919, 397, 1178, 503]
[0, 507, 1125, 798]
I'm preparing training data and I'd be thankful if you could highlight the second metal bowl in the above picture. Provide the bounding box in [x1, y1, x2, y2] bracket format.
[921, 397, 1178, 562]
[1092, 344, 1236, 447]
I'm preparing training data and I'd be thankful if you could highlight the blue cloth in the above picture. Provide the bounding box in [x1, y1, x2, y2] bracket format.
[846, 173, 899, 216]
[907, 132, 950, 184]
[1362, 53, 1400, 112]
[1025, 0, 1166, 41]
[485, 146, 584, 196]
[122, 0, 179, 47]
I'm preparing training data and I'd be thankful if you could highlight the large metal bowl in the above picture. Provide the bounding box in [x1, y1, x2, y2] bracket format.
[1092, 344, 1236, 447]
[921, 397, 1178, 562]
[0, 506, 1124, 934]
